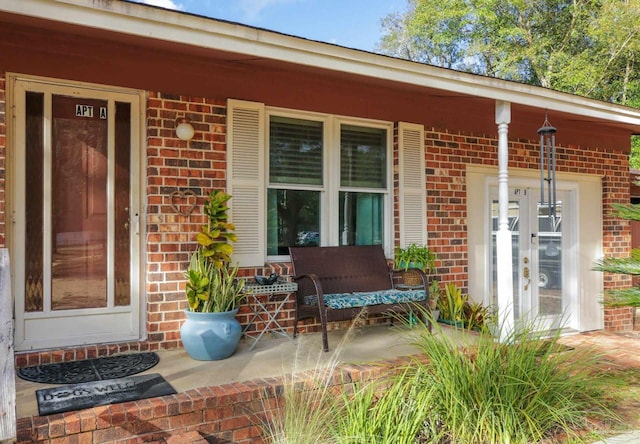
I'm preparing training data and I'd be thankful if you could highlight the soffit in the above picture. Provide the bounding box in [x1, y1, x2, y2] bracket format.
[1, 0, 640, 136]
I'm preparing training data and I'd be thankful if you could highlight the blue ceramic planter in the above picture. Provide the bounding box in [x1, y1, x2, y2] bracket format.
[180, 309, 242, 360]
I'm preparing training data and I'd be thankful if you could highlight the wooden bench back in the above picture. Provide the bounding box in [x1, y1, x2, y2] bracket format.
[289, 245, 393, 296]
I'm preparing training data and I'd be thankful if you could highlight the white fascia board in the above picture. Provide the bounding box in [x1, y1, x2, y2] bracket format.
[4, 0, 640, 128]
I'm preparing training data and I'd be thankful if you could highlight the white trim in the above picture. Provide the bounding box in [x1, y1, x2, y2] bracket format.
[467, 164, 604, 332]
[264, 107, 394, 259]
[7, 73, 146, 350]
[398, 122, 427, 249]
[228, 99, 266, 267]
[3, 0, 640, 128]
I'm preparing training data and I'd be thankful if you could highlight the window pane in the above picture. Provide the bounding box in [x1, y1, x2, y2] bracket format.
[25, 91, 44, 312]
[270, 116, 323, 185]
[341, 125, 386, 188]
[114, 101, 131, 306]
[267, 189, 320, 255]
[339, 192, 383, 246]
[538, 201, 563, 315]
[51, 95, 109, 310]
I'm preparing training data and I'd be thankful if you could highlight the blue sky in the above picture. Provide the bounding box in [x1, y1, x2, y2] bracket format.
[130, 0, 406, 52]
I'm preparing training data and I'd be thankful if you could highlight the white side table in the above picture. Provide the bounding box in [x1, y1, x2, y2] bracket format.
[242, 281, 297, 350]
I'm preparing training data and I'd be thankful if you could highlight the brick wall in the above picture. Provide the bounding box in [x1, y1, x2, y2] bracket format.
[8, 88, 637, 368]
[145, 93, 229, 350]
[16, 354, 417, 443]
[424, 129, 631, 330]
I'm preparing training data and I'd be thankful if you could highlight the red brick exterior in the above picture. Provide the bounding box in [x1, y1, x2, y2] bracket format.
[424, 129, 633, 332]
[15, 355, 419, 444]
[2, 86, 634, 368]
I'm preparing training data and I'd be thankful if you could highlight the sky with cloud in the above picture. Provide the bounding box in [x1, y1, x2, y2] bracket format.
[128, 0, 405, 52]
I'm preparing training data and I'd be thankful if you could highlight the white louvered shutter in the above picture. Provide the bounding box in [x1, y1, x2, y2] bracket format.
[398, 122, 427, 248]
[227, 99, 265, 267]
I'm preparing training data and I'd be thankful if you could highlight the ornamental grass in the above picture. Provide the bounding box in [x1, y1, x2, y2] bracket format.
[263, 313, 620, 443]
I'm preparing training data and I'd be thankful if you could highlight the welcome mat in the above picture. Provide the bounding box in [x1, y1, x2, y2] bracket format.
[18, 352, 160, 384]
[36, 373, 176, 415]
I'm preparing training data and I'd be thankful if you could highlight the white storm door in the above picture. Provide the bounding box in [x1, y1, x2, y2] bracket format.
[11, 77, 143, 351]
[490, 186, 573, 330]
[490, 188, 529, 321]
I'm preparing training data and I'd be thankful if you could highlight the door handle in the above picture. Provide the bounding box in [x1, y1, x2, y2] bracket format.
[523, 266, 531, 290]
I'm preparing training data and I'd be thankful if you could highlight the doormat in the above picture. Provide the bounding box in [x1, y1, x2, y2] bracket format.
[36, 373, 176, 415]
[18, 352, 160, 384]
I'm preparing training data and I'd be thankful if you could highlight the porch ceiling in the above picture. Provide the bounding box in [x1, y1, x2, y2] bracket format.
[1, 0, 640, 151]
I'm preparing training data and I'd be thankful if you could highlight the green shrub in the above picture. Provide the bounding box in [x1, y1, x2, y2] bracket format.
[331, 370, 432, 443]
[393, 243, 436, 273]
[262, 310, 619, 444]
[462, 300, 493, 332]
[437, 282, 467, 323]
[409, 322, 618, 443]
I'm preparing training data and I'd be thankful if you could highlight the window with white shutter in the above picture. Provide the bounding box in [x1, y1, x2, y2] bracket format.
[227, 99, 265, 267]
[227, 101, 407, 262]
[398, 122, 427, 248]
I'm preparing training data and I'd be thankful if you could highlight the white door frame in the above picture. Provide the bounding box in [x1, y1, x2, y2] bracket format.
[488, 185, 576, 330]
[7, 73, 146, 351]
[467, 164, 604, 333]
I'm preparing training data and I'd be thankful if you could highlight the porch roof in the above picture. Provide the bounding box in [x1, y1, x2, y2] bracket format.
[2, 0, 640, 148]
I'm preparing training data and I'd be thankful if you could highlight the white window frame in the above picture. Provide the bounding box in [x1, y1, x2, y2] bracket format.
[265, 107, 393, 262]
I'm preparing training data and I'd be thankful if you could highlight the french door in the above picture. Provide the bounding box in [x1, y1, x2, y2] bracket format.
[10, 76, 144, 351]
[489, 186, 576, 330]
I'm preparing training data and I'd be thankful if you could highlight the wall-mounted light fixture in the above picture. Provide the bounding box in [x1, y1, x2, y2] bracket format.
[175, 117, 195, 141]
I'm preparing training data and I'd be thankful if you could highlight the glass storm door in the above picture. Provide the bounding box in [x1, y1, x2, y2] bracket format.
[12, 78, 142, 351]
[490, 187, 570, 330]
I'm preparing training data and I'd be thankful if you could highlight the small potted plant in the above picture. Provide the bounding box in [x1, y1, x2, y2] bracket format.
[180, 190, 248, 361]
[428, 279, 442, 321]
[394, 243, 436, 286]
[437, 282, 467, 327]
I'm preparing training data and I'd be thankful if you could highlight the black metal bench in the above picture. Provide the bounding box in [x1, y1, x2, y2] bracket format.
[289, 245, 432, 351]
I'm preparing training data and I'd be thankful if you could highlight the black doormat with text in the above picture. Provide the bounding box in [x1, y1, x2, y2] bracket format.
[18, 352, 160, 384]
[36, 373, 176, 415]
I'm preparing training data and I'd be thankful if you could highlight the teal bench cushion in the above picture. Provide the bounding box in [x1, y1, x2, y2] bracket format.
[303, 289, 427, 309]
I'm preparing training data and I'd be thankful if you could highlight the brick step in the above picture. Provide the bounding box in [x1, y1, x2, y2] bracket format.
[165, 430, 208, 444]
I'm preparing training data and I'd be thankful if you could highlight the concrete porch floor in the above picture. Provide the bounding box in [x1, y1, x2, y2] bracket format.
[16, 322, 470, 419]
[14, 324, 640, 443]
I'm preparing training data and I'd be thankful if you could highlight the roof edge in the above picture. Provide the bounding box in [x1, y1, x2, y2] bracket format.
[3, 0, 640, 128]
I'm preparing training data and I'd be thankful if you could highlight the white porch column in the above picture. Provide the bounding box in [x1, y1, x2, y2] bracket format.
[495, 101, 514, 340]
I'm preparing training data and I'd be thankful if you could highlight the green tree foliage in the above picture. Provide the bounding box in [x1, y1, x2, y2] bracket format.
[593, 203, 640, 306]
[378, 0, 640, 104]
[379, 1, 640, 307]
[379, 0, 640, 162]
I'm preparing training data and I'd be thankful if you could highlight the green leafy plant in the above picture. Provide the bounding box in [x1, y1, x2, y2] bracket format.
[462, 301, 493, 332]
[185, 249, 246, 312]
[332, 370, 432, 443]
[262, 313, 620, 443]
[593, 202, 640, 307]
[185, 190, 246, 313]
[437, 282, 467, 323]
[393, 243, 436, 273]
[408, 321, 617, 443]
[428, 279, 442, 311]
[196, 190, 237, 268]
